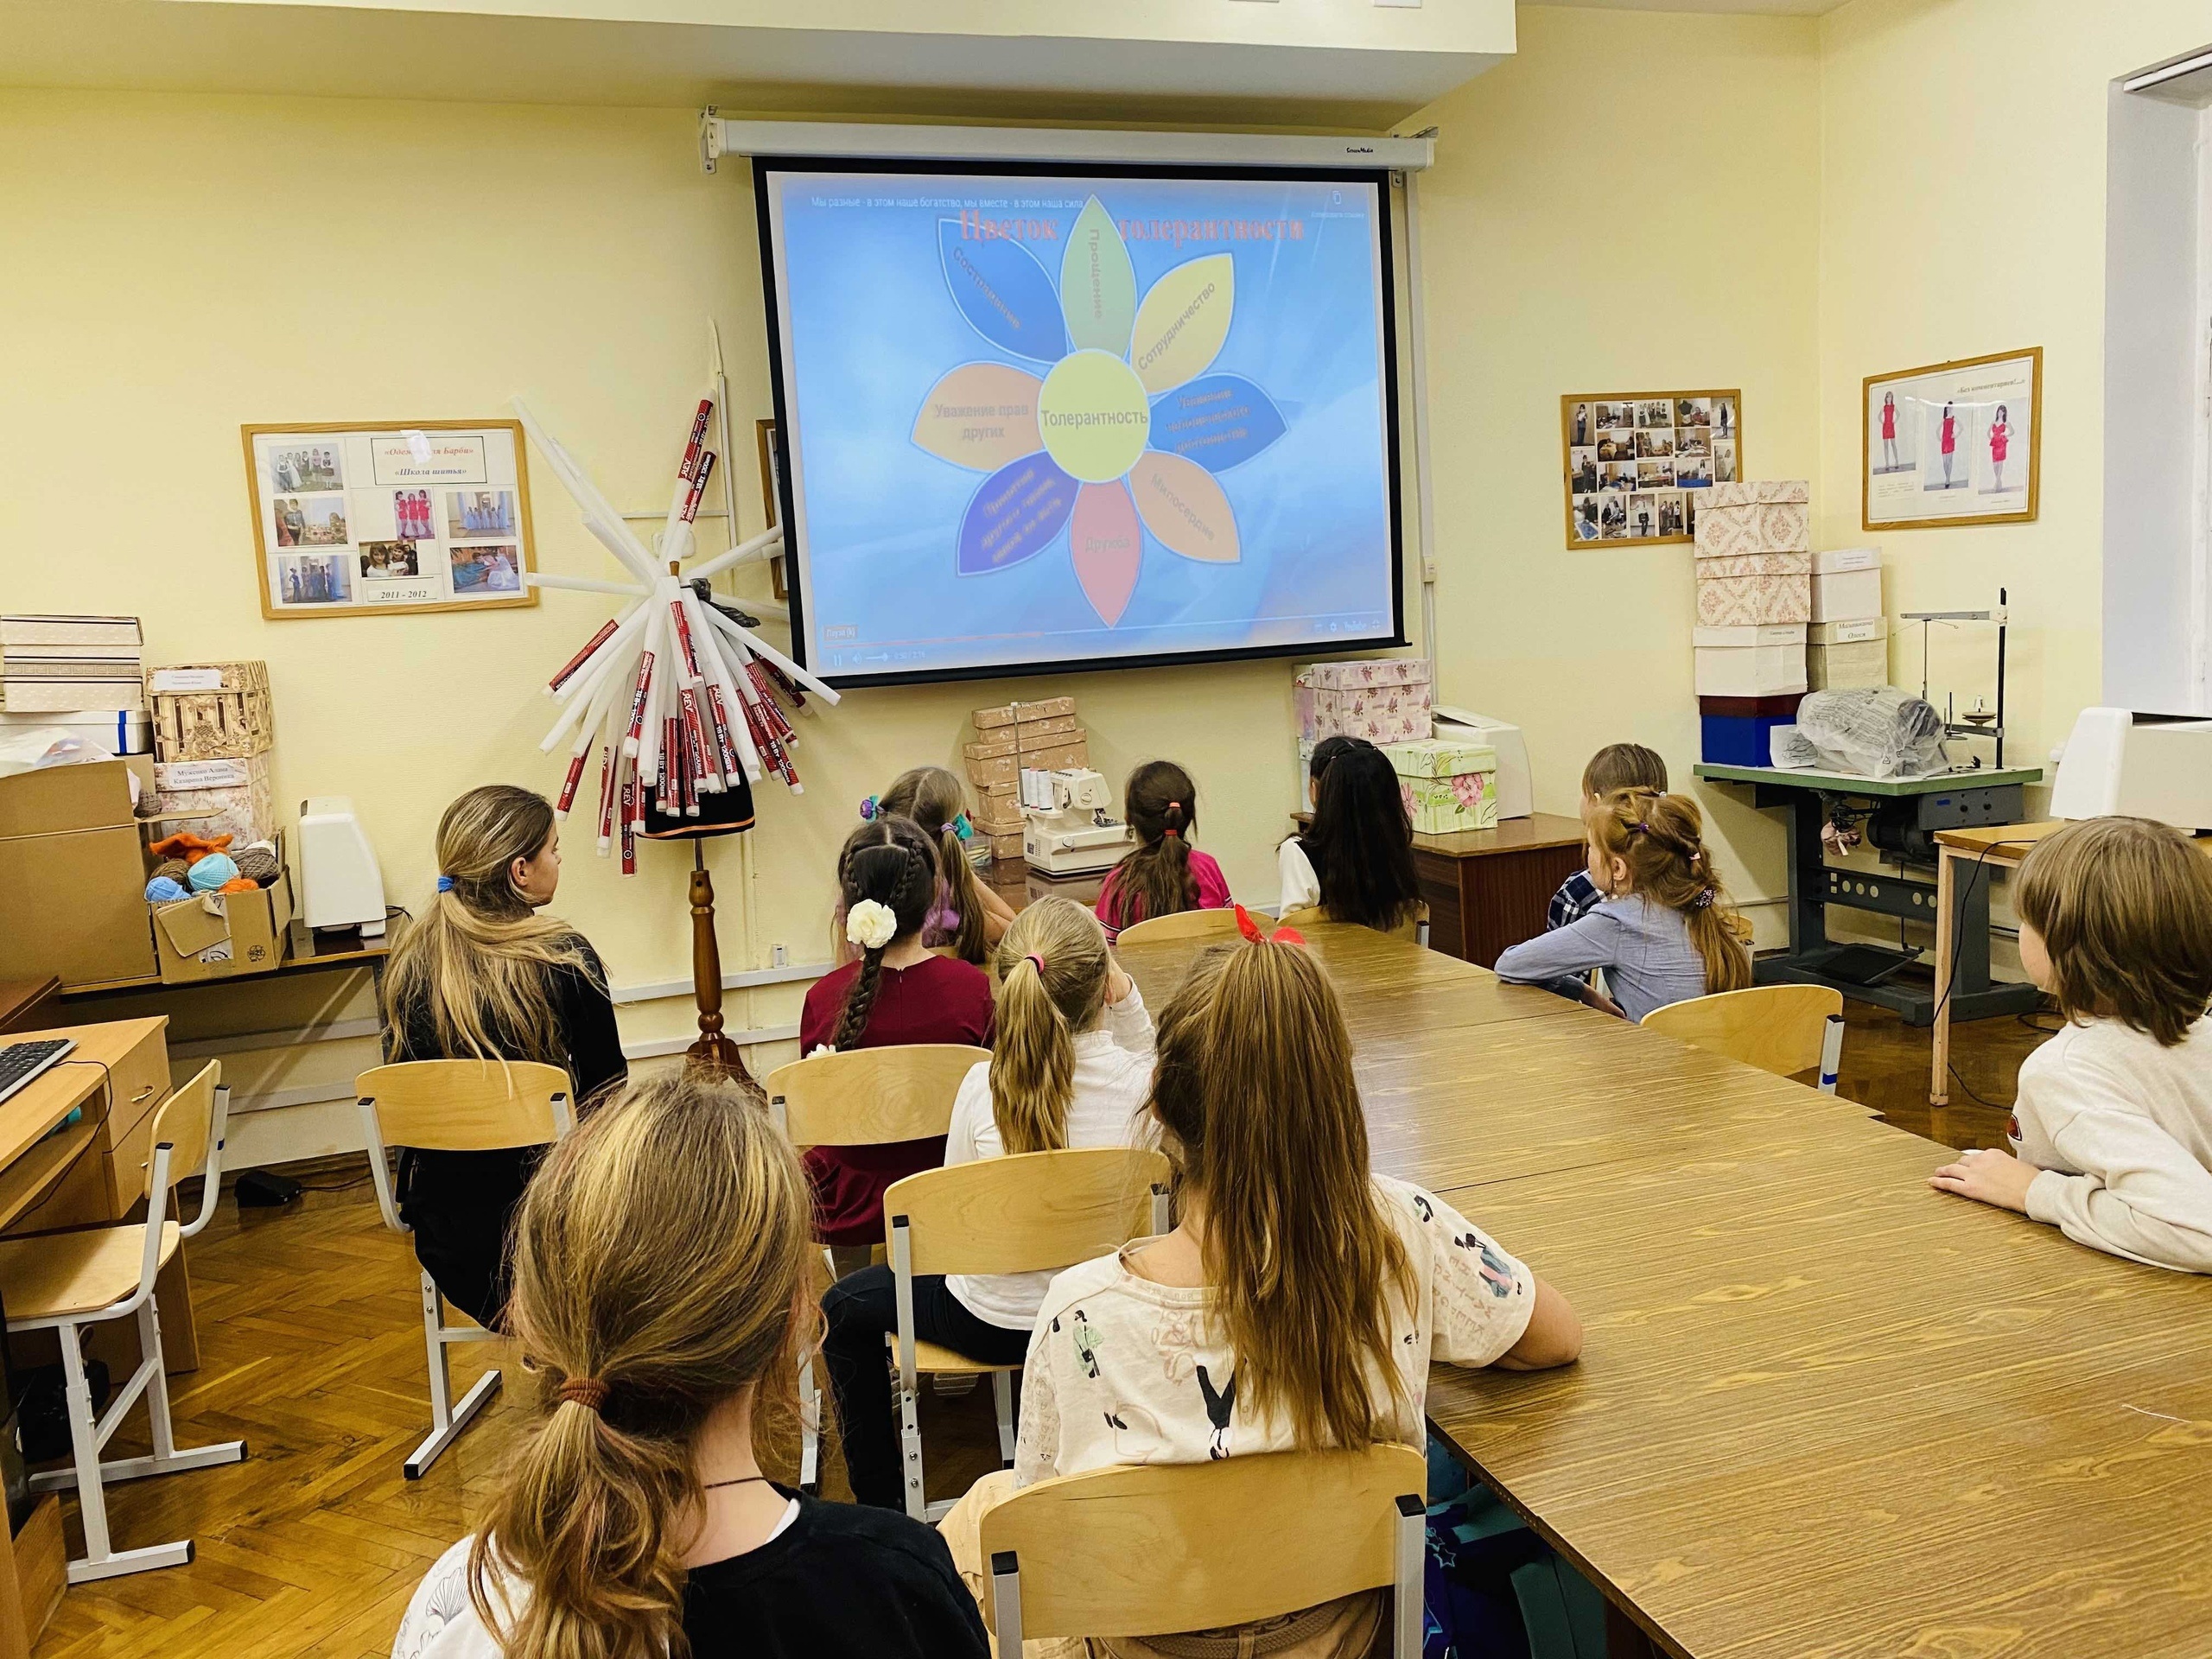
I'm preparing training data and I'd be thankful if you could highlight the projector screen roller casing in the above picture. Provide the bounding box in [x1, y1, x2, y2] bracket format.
[754, 157, 1407, 688]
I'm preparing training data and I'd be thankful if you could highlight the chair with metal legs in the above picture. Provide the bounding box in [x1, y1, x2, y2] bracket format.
[357, 1058, 573, 1478]
[0, 1060, 245, 1582]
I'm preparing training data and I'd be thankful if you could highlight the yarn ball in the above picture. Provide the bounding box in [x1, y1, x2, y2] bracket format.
[219, 877, 259, 894]
[188, 853, 239, 893]
[145, 876, 189, 904]
[232, 848, 281, 887]
[152, 859, 190, 885]
[236, 838, 276, 860]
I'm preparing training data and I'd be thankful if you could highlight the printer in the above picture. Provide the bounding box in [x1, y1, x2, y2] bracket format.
[2049, 709, 2212, 832]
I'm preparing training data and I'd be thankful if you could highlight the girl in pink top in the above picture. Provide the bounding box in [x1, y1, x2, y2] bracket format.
[1879, 391, 1898, 471]
[1990, 404, 2011, 491]
[1940, 402, 1958, 487]
[1095, 760, 1231, 942]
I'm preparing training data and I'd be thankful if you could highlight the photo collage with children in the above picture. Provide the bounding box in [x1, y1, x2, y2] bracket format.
[1564, 391, 1740, 547]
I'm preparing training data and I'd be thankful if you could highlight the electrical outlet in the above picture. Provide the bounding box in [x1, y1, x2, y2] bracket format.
[772, 943, 787, 966]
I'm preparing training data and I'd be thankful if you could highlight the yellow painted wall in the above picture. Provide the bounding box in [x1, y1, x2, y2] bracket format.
[1408, 7, 1823, 927]
[1818, 0, 2212, 796]
[0, 87, 1307, 1116]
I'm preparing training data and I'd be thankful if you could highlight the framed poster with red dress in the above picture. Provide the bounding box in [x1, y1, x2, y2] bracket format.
[1863, 348, 2040, 531]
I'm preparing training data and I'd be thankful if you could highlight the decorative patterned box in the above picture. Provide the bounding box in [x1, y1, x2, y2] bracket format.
[148, 660, 273, 761]
[1692, 550, 1811, 579]
[148, 753, 276, 844]
[1014, 715, 1081, 750]
[1382, 738, 1498, 835]
[1694, 499, 1811, 558]
[1295, 658, 1434, 744]
[965, 749, 1019, 788]
[1694, 574, 1811, 628]
[1705, 480, 1809, 508]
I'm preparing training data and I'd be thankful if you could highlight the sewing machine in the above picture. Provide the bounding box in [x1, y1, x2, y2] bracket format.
[1020, 767, 1135, 876]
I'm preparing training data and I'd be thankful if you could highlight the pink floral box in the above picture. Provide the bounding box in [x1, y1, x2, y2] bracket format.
[1694, 500, 1811, 557]
[1298, 657, 1433, 691]
[1705, 480, 1810, 508]
[1693, 550, 1812, 579]
[1695, 573, 1812, 627]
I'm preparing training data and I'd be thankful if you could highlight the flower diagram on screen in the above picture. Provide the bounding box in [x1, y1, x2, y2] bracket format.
[912, 197, 1287, 626]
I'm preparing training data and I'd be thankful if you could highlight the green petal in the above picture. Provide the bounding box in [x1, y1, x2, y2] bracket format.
[1060, 196, 1136, 356]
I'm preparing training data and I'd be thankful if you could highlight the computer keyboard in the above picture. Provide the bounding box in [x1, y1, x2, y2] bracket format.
[0, 1038, 75, 1109]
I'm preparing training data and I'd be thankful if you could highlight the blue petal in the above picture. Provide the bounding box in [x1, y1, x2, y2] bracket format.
[1147, 374, 1287, 473]
[957, 453, 1078, 575]
[938, 220, 1068, 363]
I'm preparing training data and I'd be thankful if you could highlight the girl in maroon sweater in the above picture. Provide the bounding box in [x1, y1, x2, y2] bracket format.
[799, 817, 994, 1249]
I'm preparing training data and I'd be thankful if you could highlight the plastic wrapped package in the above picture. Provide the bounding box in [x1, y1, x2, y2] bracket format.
[1795, 689, 1949, 779]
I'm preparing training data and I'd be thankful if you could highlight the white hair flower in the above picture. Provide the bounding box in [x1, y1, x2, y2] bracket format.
[845, 899, 899, 951]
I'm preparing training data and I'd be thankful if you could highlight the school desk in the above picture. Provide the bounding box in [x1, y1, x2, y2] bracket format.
[1693, 762, 2044, 1027]
[1927, 819, 2212, 1106]
[1133, 922, 2212, 1659]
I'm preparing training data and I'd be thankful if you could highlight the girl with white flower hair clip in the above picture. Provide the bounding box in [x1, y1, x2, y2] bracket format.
[796, 817, 995, 1272]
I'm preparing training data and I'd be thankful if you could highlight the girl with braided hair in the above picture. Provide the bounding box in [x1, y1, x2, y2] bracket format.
[1493, 787, 1750, 1020]
[797, 818, 994, 1255]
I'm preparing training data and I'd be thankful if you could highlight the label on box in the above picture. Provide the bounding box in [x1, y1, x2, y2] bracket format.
[194, 938, 235, 965]
[150, 668, 226, 693]
[155, 759, 252, 790]
[1810, 618, 1885, 645]
[1811, 547, 1880, 574]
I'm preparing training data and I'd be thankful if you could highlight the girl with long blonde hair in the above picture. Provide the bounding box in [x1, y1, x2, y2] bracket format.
[391, 1073, 989, 1659]
[1495, 786, 1750, 1020]
[820, 897, 1154, 1510]
[943, 919, 1580, 1656]
[383, 785, 626, 1326]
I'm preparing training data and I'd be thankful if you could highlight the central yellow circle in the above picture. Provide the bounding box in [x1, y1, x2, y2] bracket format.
[1036, 349, 1152, 483]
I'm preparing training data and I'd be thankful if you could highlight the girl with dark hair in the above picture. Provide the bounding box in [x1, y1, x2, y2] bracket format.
[866, 766, 1014, 965]
[1278, 743, 1422, 933]
[1094, 760, 1231, 942]
[798, 819, 994, 1252]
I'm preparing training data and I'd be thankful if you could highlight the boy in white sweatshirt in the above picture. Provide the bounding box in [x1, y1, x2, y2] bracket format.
[1930, 816, 2212, 1272]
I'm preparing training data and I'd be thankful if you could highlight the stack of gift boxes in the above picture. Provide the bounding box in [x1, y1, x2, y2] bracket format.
[1291, 658, 1498, 836]
[1692, 482, 1887, 766]
[964, 695, 1088, 860]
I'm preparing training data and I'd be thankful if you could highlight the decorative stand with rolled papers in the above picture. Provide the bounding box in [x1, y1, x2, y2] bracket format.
[517, 328, 842, 1082]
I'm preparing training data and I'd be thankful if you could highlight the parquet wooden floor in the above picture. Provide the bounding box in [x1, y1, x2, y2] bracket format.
[29, 999, 2049, 1657]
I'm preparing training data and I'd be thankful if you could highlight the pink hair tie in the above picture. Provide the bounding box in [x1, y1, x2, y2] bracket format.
[1023, 952, 1047, 976]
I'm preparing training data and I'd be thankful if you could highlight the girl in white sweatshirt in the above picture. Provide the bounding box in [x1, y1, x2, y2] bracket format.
[1930, 816, 2212, 1272]
[819, 896, 1154, 1507]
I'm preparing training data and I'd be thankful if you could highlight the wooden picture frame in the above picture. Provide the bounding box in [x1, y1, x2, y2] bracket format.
[1862, 347, 2041, 531]
[756, 417, 788, 602]
[245, 420, 537, 620]
[1560, 390, 1742, 550]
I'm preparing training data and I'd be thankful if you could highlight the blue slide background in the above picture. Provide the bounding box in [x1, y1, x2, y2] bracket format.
[767, 169, 1398, 679]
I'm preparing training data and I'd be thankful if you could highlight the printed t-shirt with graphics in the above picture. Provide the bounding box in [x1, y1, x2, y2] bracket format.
[1013, 1175, 1535, 1484]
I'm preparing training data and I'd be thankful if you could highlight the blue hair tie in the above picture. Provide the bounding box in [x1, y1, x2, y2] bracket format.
[945, 813, 974, 842]
[859, 795, 880, 822]
[436, 874, 456, 893]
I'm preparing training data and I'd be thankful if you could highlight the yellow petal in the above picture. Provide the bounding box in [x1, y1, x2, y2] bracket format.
[911, 363, 1044, 471]
[1128, 253, 1235, 395]
[1128, 452, 1240, 563]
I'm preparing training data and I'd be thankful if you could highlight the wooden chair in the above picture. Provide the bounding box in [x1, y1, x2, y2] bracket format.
[983, 1445, 1427, 1656]
[885, 1146, 1171, 1522]
[358, 1059, 574, 1478]
[1115, 907, 1243, 946]
[1641, 984, 1846, 1091]
[1279, 901, 1431, 947]
[764, 1044, 990, 1494]
[0, 1061, 245, 1582]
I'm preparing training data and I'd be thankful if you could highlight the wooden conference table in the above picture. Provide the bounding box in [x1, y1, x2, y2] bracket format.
[1118, 922, 2212, 1659]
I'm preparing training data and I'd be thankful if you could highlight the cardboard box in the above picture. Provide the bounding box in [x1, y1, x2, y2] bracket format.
[1705, 480, 1810, 508]
[1382, 738, 1499, 835]
[1808, 638, 1890, 690]
[147, 753, 276, 845]
[965, 751, 1019, 789]
[1020, 737, 1090, 772]
[1, 677, 146, 713]
[1694, 499, 1811, 558]
[1694, 574, 1811, 628]
[1695, 632, 1808, 697]
[1693, 624, 1807, 650]
[1009, 696, 1076, 721]
[0, 760, 157, 988]
[1692, 550, 1811, 579]
[964, 735, 1018, 760]
[1300, 658, 1431, 691]
[149, 660, 273, 760]
[1294, 665, 1433, 744]
[1810, 567, 1882, 623]
[1812, 546, 1880, 575]
[971, 796, 1024, 835]
[986, 830, 1025, 861]
[1808, 617, 1885, 646]
[972, 702, 1018, 730]
[0, 708, 152, 753]
[1014, 715, 1081, 750]
[150, 845, 293, 985]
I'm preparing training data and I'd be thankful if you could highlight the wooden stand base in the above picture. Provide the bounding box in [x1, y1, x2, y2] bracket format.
[684, 849, 760, 1096]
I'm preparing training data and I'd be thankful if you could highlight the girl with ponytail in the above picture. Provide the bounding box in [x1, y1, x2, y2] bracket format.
[1494, 786, 1751, 1020]
[866, 766, 1014, 965]
[391, 1073, 989, 1659]
[940, 920, 1580, 1653]
[798, 818, 994, 1258]
[383, 785, 626, 1327]
[1095, 760, 1231, 942]
[819, 897, 1154, 1510]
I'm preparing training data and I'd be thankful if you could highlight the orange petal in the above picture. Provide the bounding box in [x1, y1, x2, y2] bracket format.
[1127, 452, 1240, 563]
[912, 363, 1044, 471]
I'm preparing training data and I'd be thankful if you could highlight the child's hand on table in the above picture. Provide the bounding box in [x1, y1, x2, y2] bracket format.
[1105, 959, 1135, 1006]
[1928, 1146, 2037, 1213]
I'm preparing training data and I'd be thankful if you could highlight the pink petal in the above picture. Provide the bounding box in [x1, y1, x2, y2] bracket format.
[1071, 482, 1142, 626]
